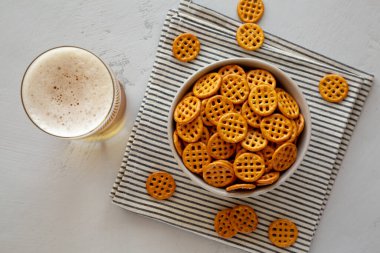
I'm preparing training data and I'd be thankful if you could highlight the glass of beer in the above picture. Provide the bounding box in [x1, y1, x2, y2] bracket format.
[21, 46, 126, 141]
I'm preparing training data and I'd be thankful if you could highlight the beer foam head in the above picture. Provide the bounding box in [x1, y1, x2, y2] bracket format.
[21, 47, 115, 138]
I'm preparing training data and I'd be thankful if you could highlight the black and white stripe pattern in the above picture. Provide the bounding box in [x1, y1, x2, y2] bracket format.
[111, 1, 374, 252]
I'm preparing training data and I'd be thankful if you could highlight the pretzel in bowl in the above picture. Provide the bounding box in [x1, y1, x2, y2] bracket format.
[172, 64, 306, 194]
[217, 112, 248, 143]
[246, 69, 276, 90]
[193, 72, 222, 99]
[203, 160, 236, 188]
[205, 95, 235, 125]
[220, 74, 250, 104]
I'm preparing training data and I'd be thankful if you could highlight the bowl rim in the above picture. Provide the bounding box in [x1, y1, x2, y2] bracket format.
[167, 58, 312, 199]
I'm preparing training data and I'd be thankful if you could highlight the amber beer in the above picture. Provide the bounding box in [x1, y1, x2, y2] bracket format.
[21, 46, 126, 140]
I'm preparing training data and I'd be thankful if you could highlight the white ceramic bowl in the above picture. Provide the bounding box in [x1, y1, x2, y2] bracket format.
[168, 58, 311, 198]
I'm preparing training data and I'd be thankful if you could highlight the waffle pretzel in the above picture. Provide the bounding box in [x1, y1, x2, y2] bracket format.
[272, 143, 297, 171]
[203, 161, 236, 188]
[218, 160, 234, 169]
[256, 171, 280, 186]
[246, 69, 276, 90]
[319, 74, 349, 103]
[173, 130, 184, 156]
[277, 120, 297, 146]
[205, 95, 235, 125]
[268, 219, 298, 248]
[214, 209, 238, 238]
[237, 0, 265, 23]
[230, 205, 258, 233]
[241, 101, 261, 128]
[248, 85, 277, 116]
[286, 120, 298, 143]
[294, 114, 305, 137]
[220, 74, 250, 104]
[277, 90, 300, 119]
[241, 129, 267, 152]
[146, 171, 176, 200]
[172, 33, 200, 62]
[182, 142, 212, 174]
[193, 72, 222, 99]
[260, 114, 293, 143]
[207, 133, 236, 160]
[176, 116, 203, 143]
[218, 64, 246, 78]
[199, 126, 210, 144]
[236, 23, 265, 51]
[174, 96, 201, 124]
[200, 99, 213, 127]
[226, 184, 256, 192]
[217, 112, 248, 143]
[233, 153, 265, 182]
[260, 145, 275, 172]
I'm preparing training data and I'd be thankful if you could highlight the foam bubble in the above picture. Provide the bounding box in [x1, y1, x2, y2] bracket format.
[22, 47, 114, 138]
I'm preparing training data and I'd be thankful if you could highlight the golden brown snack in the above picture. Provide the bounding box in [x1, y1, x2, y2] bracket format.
[319, 74, 348, 103]
[236, 23, 265, 51]
[205, 95, 235, 125]
[226, 184, 256, 192]
[237, 0, 264, 23]
[217, 112, 248, 143]
[260, 114, 293, 143]
[230, 205, 258, 233]
[217, 160, 234, 169]
[241, 101, 262, 128]
[277, 90, 300, 119]
[199, 126, 210, 144]
[218, 64, 246, 78]
[294, 114, 305, 137]
[172, 33, 200, 62]
[272, 143, 297, 171]
[220, 74, 250, 104]
[277, 120, 297, 145]
[176, 117, 203, 143]
[248, 85, 277, 116]
[246, 69, 276, 90]
[200, 99, 213, 127]
[260, 145, 275, 173]
[241, 129, 267, 152]
[203, 161, 236, 187]
[256, 171, 280, 186]
[174, 96, 201, 124]
[146, 171, 176, 200]
[214, 209, 238, 238]
[207, 133, 236, 160]
[182, 142, 212, 174]
[193, 72, 222, 99]
[173, 130, 184, 156]
[233, 153, 265, 182]
[268, 219, 298, 248]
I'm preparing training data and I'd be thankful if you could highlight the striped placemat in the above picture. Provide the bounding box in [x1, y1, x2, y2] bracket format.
[111, 1, 374, 252]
